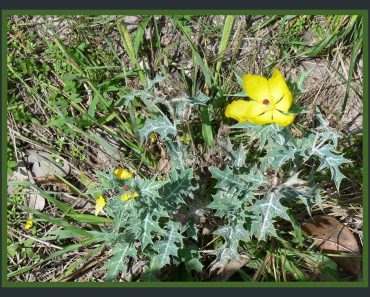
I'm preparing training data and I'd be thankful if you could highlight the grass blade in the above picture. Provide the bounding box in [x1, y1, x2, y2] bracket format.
[8, 237, 99, 278]
[200, 106, 214, 146]
[215, 15, 235, 84]
[25, 207, 94, 239]
[177, 21, 213, 89]
[47, 26, 86, 77]
[133, 16, 151, 55]
[55, 244, 106, 281]
[66, 213, 112, 225]
[117, 20, 147, 87]
[36, 187, 78, 214]
[10, 180, 78, 215]
[341, 21, 363, 116]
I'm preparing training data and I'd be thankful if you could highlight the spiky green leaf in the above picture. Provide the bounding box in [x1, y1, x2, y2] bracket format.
[139, 116, 176, 141]
[209, 166, 245, 189]
[178, 245, 203, 273]
[160, 168, 194, 205]
[251, 191, 289, 241]
[166, 141, 187, 171]
[231, 123, 283, 150]
[240, 166, 266, 190]
[140, 212, 163, 250]
[262, 145, 296, 170]
[230, 145, 246, 168]
[313, 144, 350, 190]
[152, 221, 184, 269]
[209, 221, 249, 271]
[137, 178, 168, 198]
[104, 242, 137, 281]
[208, 189, 244, 218]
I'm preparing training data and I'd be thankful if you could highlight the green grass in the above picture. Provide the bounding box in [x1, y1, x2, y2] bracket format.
[6, 14, 363, 282]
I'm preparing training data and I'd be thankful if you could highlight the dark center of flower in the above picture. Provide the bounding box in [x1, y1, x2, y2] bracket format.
[262, 99, 270, 105]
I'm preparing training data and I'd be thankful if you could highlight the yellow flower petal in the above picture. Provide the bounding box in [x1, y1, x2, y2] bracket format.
[243, 100, 270, 117]
[120, 192, 139, 202]
[225, 100, 251, 122]
[272, 110, 295, 126]
[238, 100, 273, 124]
[249, 110, 274, 125]
[243, 101, 272, 125]
[95, 195, 106, 216]
[268, 69, 293, 111]
[227, 69, 295, 127]
[114, 168, 134, 180]
[24, 216, 33, 231]
[225, 100, 274, 124]
[242, 74, 270, 102]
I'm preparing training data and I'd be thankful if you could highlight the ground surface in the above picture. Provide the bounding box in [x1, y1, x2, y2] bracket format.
[6, 15, 363, 282]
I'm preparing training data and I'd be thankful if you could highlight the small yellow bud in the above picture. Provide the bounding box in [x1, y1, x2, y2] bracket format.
[150, 133, 158, 143]
[120, 192, 139, 202]
[95, 195, 106, 216]
[24, 215, 33, 231]
[114, 168, 134, 180]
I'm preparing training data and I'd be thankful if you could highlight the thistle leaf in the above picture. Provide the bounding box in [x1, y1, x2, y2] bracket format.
[139, 116, 176, 141]
[160, 168, 194, 205]
[312, 144, 350, 190]
[137, 178, 168, 198]
[178, 245, 203, 273]
[166, 141, 187, 171]
[251, 191, 289, 241]
[209, 166, 245, 189]
[209, 221, 249, 271]
[208, 189, 244, 218]
[140, 212, 162, 250]
[152, 221, 184, 269]
[281, 173, 316, 215]
[262, 145, 296, 170]
[192, 91, 211, 105]
[104, 242, 137, 281]
[240, 166, 266, 190]
[215, 222, 250, 249]
[315, 109, 339, 147]
[231, 123, 283, 150]
[230, 145, 246, 168]
[140, 263, 159, 282]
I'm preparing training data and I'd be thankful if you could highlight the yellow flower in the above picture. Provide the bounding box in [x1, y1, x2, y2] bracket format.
[95, 195, 106, 216]
[120, 192, 139, 202]
[225, 69, 295, 126]
[150, 132, 158, 143]
[24, 215, 33, 231]
[114, 168, 134, 180]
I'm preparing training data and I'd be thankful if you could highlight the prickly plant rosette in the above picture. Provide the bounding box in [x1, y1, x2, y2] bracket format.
[225, 69, 295, 126]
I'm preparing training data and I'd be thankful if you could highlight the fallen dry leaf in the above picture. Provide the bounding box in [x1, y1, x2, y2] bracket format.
[7, 165, 28, 195]
[26, 149, 70, 178]
[302, 215, 361, 276]
[8, 164, 46, 211]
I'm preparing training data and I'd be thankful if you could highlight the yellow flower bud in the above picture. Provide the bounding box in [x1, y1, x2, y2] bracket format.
[95, 195, 106, 216]
[114, 168, 134, 180]
[24, 215, 33, 231]
[120, 192, 139, 202]
[150, 132, 158, 143]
